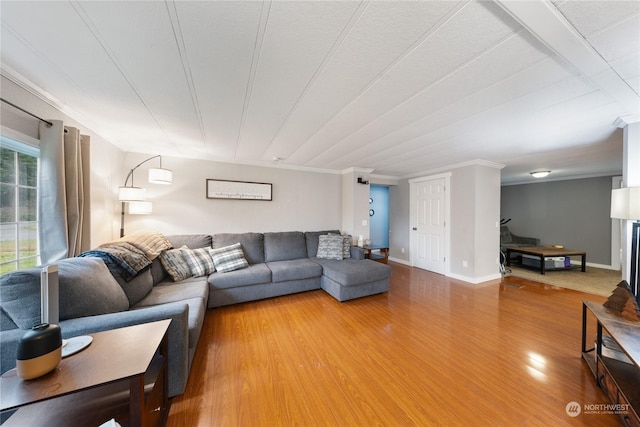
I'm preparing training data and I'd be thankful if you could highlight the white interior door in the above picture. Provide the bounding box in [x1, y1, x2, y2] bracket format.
[411, 178, 446, 274]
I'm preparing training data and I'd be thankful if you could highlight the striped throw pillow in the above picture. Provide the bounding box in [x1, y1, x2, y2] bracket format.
[181, 247, 215, 277]
[159, 246, 192, 281]
[210, 243, 249, 273]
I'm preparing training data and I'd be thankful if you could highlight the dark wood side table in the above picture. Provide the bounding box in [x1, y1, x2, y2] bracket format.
[363, 245, 389, 264]
[0, 319, 171, 427]
[581, 301, 640, 427]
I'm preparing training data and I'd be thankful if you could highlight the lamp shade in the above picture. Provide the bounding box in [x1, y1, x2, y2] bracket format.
[118, 186, 145, 202]
[148, 167, 173, 185]
[128, 201, 153, 214]
[611, 187, 640, 220]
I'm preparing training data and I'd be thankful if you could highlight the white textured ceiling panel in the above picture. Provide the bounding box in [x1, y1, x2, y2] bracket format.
[309, 31, 556, 169]
[1, 0, 638, 184]
[235, 1, 361, 162]
[262, 1, 462, 163]
[173, 1, 265, 159]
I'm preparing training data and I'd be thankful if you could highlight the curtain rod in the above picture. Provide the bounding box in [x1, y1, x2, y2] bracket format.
[0, 97, 53, 127]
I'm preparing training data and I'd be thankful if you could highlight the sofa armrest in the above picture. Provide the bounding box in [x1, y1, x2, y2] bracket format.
[0, 328, 26, 376]
[0, 303, 190, 397]
[511, 235, 540, 246]
[350, 246, 365, 260]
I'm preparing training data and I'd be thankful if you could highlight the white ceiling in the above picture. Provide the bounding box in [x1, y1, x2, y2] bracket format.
[1, 1, 638, 184]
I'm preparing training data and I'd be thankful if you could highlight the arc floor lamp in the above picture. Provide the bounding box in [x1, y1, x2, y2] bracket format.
[118, 155, 172, 237]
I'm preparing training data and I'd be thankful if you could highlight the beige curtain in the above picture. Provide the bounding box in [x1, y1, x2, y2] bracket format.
[38, 120, 91, 263]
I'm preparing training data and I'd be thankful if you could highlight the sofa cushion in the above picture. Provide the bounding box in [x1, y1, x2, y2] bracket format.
[210, 243, 249, 273]
[160, 246, 192, 281]
[316, 234, 344, 260]
[167, 234, 212, 249]
[1, 308, 17, 330]
[305, 230, 341, 258]
[113, 268, 154, 307]
[208, 264, 271, 289]
[150, 258, 168, 285]
[313, 258, 391, 286]
[133, 279, 209, 308]
[0, 257, 129, 329]
[267, 259, 323, 283]
[181, 247, 215, 277]
[213, 233, 264, 264]
[264, 232, 307, 262]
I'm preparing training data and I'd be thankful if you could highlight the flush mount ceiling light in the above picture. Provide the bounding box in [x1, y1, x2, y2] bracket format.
[530, 171, 551, 178]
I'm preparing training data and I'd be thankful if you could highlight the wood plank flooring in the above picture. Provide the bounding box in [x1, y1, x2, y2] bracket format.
[166, 263, 625, 426]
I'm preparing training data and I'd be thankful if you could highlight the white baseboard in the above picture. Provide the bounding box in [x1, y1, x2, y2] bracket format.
[446, 272, 501, 284]
[388, 256, 411, 266]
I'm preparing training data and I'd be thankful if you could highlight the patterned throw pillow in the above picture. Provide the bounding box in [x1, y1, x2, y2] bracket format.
[341, 234, 351, 259]
[329, 233, 351, 259]
[181, 247, 216, 277]
[316, 234, 344, 260]
[210, 243, 249, 273]
[159, 246, 192, 281]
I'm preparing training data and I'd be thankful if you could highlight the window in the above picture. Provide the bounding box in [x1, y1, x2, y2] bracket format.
[1, 136, 39, 274]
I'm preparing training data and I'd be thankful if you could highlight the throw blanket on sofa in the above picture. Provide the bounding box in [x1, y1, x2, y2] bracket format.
[78, 242, 151, 281]
[101, 231, 173, 261]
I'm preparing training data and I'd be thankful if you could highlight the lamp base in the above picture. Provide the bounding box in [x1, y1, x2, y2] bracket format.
[61, 335, 92, 358]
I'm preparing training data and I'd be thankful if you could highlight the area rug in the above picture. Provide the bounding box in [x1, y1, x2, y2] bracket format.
[507, 265, 622, 297]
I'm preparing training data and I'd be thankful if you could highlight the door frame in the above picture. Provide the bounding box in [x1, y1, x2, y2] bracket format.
[409, 173, 451, 276]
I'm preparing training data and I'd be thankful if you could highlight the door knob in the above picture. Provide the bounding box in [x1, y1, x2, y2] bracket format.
[412, 227, 417, 231]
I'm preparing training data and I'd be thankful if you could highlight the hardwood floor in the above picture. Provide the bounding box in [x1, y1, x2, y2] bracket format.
[167, 263, 624, 426]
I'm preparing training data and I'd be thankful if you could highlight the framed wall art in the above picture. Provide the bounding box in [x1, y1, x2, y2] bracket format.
[206, 179, 272, 201]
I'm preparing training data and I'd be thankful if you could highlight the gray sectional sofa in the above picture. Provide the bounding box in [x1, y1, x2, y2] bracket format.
[0, 230, 390, 398]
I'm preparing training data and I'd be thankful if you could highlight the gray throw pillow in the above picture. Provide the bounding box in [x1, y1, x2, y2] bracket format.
[317, 234, 344, 260]
[0, 257, 129, 329]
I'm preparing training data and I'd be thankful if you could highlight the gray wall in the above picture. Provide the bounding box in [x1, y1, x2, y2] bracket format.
[501, 176, 614, 266]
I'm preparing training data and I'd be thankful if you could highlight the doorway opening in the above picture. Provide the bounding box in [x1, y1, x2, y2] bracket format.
[369, 185, 389, 247]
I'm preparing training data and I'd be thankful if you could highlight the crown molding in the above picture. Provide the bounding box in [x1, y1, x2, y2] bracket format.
[613, 115, 640, 128]
[401, 159, 505, 180]
[341, 167, 375, 175]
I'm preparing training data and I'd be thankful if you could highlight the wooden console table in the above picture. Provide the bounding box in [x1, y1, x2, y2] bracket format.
[581, 301, 640, 427]
[0, 320, 170, 427]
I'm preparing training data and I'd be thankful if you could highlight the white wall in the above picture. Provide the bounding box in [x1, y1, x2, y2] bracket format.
[389, 162, 502, 283]
[1, 76, 122, 247]
[121, 153, 343, 239]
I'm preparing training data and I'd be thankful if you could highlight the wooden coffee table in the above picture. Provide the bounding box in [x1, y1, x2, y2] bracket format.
[506, 246, 586, 274]
[0, 319, 170, 426]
